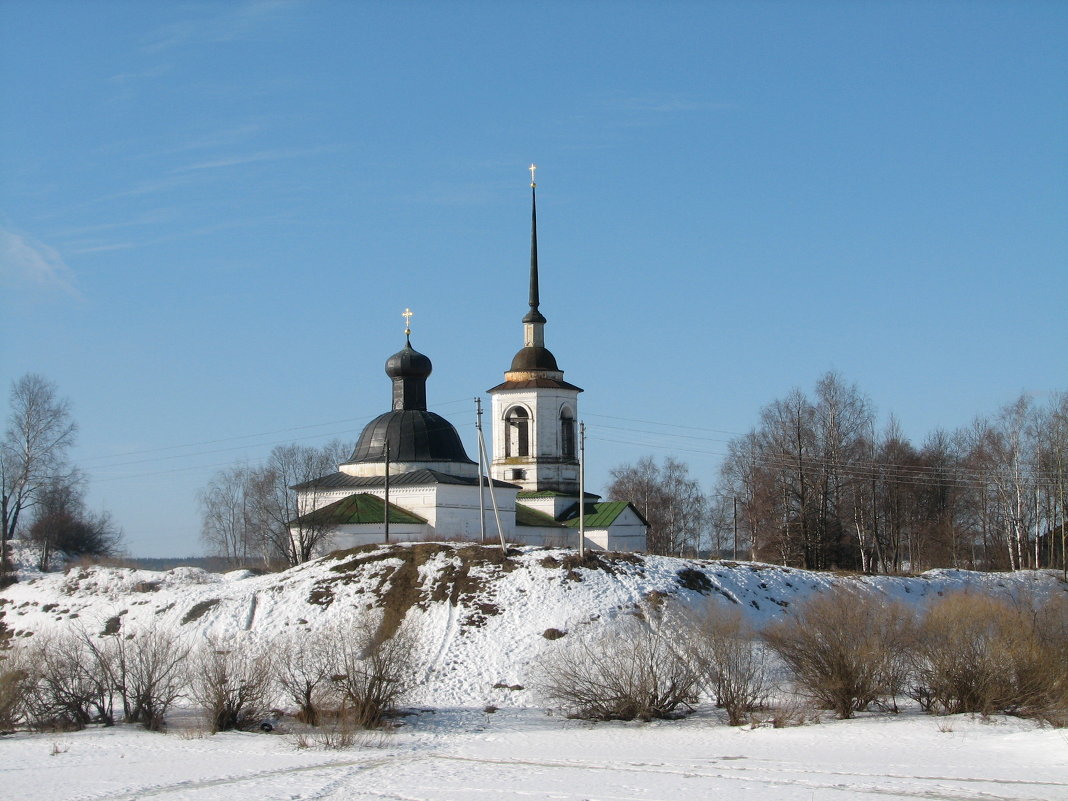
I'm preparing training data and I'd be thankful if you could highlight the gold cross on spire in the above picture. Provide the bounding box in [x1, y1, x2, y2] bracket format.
[402, 307, 413, 335]
[529, 163, 537, 188]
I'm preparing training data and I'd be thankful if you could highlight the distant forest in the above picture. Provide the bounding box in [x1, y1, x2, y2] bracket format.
[712, 374, 1065, 574]
[611, 373, 1065, 575]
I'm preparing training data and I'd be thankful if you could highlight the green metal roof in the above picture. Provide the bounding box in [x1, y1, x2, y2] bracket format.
[291, 493, 426, 526]
[561, 501, 634, 529]
[516, 490, 600, 499]
[514, 503, 566, 528]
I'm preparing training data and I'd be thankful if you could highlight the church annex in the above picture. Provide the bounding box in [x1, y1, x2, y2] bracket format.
[290, 171, 648, 554]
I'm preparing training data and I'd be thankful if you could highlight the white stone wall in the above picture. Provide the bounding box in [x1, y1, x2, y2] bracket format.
[489, 386, 579, 491]
[316, 523, 428, 554]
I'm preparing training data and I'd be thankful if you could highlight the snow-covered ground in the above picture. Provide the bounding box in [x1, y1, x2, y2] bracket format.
[2, 542, 1066, 800]
[5, 706, 1067, 801]
[4, 543, 1061, 707]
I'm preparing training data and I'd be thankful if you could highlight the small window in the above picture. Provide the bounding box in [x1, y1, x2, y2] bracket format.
[506, 406, 530, 458]
[560, 407, 576, 459]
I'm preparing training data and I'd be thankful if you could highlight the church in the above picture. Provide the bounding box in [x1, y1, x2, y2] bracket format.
[290, 170, 648, 554]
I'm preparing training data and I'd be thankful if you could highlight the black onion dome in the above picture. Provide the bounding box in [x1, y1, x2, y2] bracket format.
[509, 345, 559, 372]
[385, 338, 432, 380]
[348, 409, 476, 465]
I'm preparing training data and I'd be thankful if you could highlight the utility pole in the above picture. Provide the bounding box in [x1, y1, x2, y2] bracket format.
[476, 397, 486, 543]
[384, 442, 390, 544]
[578, 421, 586, 558]
[733, 495, 738, 560]
[475, 401, 507, 554]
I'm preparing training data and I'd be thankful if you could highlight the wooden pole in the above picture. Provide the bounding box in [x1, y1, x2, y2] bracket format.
[476, 419, 507, 553]
[476, 397, 486, 543]
[578, 421, 586, 557]
[384, 442, 390, 544]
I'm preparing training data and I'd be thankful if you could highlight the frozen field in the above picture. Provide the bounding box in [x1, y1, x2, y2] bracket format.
[5, 706, 1066, 801]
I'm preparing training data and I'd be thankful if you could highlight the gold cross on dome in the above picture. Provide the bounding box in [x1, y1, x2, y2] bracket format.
[529, 163, 537, 187]
[402, 307, 413, 334]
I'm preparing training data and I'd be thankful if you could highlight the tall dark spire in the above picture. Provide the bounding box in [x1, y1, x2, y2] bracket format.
[524, 165, 546, 325]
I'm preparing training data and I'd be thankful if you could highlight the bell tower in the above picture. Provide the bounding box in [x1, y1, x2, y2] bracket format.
[488, 166, 582, 494]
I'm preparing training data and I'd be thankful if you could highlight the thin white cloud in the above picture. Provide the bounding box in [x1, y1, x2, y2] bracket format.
[68, 242, 136, 255]
[175, 146, 334, 172]
[0, 227, 80, 297]
[108, 64, 173, 84]
[141, 0, 306, 54]
[101, 174, 203, 201]
[162, 124, 264, 155]
[58, 209, 177, 238]
[603, 95, 735, 114]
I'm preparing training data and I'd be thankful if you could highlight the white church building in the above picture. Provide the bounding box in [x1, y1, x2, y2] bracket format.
[290, 173, 648, 554]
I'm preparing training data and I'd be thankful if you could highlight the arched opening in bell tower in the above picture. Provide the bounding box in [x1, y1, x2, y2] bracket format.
[505, 406, 530, 458]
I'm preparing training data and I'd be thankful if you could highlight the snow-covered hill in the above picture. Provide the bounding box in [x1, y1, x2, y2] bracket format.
[2, 542, 1064, 707]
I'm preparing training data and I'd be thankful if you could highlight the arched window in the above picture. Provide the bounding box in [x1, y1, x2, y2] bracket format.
[505, 406, 530, 458]
[560, 407, 576, 459]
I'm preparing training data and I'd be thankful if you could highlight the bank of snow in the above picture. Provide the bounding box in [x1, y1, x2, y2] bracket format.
[3, 543, 1063, 708]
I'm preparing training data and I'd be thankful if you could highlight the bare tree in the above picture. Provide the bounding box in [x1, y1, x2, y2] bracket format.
[689, 606, 769, 725]
[198, 463, 256, 566]
[275, 626, 336, 726]
[536, 615, 699, 721]
[325, 616, 418, 729]
[21, 632, 116, 730]
[104, 626, 190, 731]
[200, 440, 347, 567]
[763, 588, 914, 718]
[0, 643, 33, 732]
[190, 637, 275, 733]
[29, 479, 120, 570]
[1, 375, 78, 582]
[248, 444, 338, 565]
[608, 456, 708, 556]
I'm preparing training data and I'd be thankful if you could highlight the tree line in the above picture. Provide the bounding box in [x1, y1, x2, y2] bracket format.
[1, 375, 120, 583]
[198, 440, 348, 567]
[611, 373, 1067, 575]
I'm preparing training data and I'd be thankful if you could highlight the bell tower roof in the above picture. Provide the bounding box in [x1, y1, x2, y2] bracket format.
[492, 165, 581, 393]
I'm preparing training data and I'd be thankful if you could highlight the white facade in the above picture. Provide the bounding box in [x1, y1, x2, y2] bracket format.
[490, 382, 579, 491]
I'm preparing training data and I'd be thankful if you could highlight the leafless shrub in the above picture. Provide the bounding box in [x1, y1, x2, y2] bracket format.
[688, 606, 770, 725]
[911, 592, 1068, 723]
[311, 715, 358, 749]
[763, 587, 915, 719]
[275, 627, 336, 726]
[189, 637, 275, 733]
[22, 632, 116, 730]
[328, 618, 415, 729]
[536, 615, 699, 721]
[0, 644, 33, 731]
[770, 696, 817, 728]
[107, 627, 189, 731]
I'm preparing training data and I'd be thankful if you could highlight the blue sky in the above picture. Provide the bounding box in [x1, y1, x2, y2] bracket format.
[2, 1, 1065, 558]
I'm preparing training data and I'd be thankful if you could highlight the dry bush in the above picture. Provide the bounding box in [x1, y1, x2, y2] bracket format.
[536, 615, 699, 721]
[0, 645, 33, 731]
[1032, 592, 1068, 724]
[108, 627, 190, 731]
[911, 592, 1068, 722]
[22, 632, 116, 730]
[763, 587, 914, 719]
[328, 618, 416, 729]
[275, 627, 336, 726]
[689, 606, 769, 725]
[189, 637, 275, 733]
